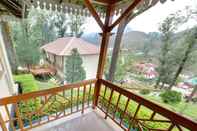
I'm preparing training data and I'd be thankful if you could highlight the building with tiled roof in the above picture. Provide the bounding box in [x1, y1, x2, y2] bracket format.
[41, 37, 99, 81]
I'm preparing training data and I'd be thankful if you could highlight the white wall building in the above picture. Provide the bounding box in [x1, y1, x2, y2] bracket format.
[41, 37, 99, 81]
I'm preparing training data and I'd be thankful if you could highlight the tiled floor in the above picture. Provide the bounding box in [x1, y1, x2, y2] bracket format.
[31, 109, 123, 131]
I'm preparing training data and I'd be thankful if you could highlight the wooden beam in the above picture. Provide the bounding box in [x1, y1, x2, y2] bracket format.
[109, 0, 142, 30]
[0, 0, 22, 18]
[84, 0, 105, 31]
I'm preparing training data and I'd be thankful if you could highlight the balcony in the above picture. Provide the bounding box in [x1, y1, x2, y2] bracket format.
[0, 79, 196, 131]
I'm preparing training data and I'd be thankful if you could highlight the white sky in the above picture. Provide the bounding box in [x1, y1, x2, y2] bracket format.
[84, 0, 197, 33]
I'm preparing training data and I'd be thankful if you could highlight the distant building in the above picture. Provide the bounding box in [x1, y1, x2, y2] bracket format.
[135, 62, 158, 79]
[41, 37, 99, 81]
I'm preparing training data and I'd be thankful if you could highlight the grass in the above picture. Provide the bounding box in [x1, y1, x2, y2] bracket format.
[36, 80, 58, 90]
[122, 81, 197, 121]
[144, 95, 197, 121]
[14, 74, 39, 93]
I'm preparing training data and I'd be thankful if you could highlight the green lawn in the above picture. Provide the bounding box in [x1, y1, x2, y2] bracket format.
[144, 95, 197, 121]
[14, 74, 39, 93]
[36, 80, 58, 90]
[122, 81, 197, 121]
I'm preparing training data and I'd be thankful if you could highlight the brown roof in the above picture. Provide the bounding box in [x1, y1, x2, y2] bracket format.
[41, 37, 99, 56]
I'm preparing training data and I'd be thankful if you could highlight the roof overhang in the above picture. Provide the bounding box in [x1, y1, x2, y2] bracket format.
[0, 0, 172, 19]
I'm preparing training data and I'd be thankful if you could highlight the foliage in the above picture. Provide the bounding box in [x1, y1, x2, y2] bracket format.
[13, 74, 41, 125]
[65, 48, 86, 83]
[105, 53, 134, 82]
[10, 8, 85, 68]
[155, 12, 187, 88]
[139, 89, 150, 95]
[68, 14, 85, 37]
[160, 90, 182, 104]
[53, 13, 68, 38]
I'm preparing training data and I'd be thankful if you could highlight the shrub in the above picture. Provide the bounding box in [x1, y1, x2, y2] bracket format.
[14, 74, 41, 125]
[160, 90, 182, 104]
[139, 89, 150, 95]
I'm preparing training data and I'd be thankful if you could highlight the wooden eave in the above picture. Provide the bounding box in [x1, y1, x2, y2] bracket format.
[0, 0, 22, 18]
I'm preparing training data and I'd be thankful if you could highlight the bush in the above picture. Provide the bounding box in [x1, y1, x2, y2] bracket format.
[139, 89, 150, 95]
[13, 74, 41, 125]
[160, 90, 182, 104]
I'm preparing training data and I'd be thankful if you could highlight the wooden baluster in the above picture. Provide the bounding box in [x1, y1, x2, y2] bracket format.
[105, 89, 114, 119]
[77, 87, 80, 111]
[35, 97, 42, 125]
[103, 85, 107, 98]
[24, 100, 32, 128]
[87, 84, 92, 107]
[176, 125, 183, 131]
[102, 85, 107, 108]
[14, 103, 24, 130]
[0, 111, 8, 131]
[62, 91, 66, 116]
[113, 93, 121, 119]
[150, 111, 156, 120]
[44, 95, 50, 121]
[168, 124, 175, 131]
[128, 104, 141, 131]
[71, 88, 73, 113]
[5, 105, 16, 131]
[120, 98, 130, 125]
[82, 85, 86, 114]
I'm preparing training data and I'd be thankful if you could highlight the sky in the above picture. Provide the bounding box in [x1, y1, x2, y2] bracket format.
[84, 0, 197, 33]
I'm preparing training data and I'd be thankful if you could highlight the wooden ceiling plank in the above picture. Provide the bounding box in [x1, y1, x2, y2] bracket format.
[109, 0, 142, 31]
[84, 0, 105, 31]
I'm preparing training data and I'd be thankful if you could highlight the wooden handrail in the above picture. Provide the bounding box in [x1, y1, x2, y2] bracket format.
[0, 78, 196, 131]
[0, 79, 97, 105]
[100, 79, 197, 130]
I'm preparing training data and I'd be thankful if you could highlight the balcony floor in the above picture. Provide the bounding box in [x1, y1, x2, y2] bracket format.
[31, 109, 123, 131]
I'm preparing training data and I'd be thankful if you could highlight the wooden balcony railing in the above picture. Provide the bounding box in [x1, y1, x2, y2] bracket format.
[97, 79, 197, 131]
[0, 79, 196, 131]
[0, 79, 96, 131]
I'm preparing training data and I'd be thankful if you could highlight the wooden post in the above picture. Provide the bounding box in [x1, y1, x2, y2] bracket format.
[84, 0, 142, 108]
[0, 112, 8, 131]
[93, 4, 115, 108]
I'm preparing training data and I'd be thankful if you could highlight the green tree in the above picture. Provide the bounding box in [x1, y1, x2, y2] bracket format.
[65, 48, 86, 83]
[155, 13, 186, 88]
[108, 0, 161, 82]
[68, 14, 85, 37]
[169, 28, 197, 88]
[54, 13, 68, 38]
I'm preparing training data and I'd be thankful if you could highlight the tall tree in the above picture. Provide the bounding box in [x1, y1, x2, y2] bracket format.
[54, 13, 68, 38]
[68, 14, 85, 37]
[155, 14, 184, 88]
[169, 28, 197, 88]
[108, 0, 160, 82]
[65, 48, 86, 83]
[1, 21, 18, 73]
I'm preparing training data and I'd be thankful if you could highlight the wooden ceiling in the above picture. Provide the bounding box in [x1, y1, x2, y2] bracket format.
[0, 0, 171, 18]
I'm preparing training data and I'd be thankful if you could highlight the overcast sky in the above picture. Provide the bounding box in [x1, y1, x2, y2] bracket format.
[84, 0, 197, 33]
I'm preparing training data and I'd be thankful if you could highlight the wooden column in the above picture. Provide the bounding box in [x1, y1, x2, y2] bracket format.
[84, 0, 142, 108]
[93, 4, 115, 108]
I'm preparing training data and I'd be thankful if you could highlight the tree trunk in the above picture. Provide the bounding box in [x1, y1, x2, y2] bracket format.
[107, 0, 160, 82]
[108, 19, 127, 81]
[155, 76, 161, 88]
[1, 21, 18, 73]
[187, 85, 197, 102]
[169, 38, 194, 89]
